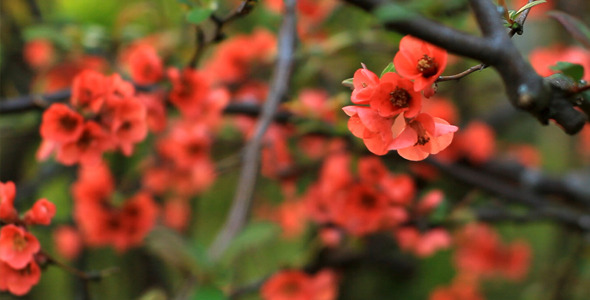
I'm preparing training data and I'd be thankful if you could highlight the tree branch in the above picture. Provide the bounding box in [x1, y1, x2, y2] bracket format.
[341, 0, 588, 134]
[207, 0, 297, 260]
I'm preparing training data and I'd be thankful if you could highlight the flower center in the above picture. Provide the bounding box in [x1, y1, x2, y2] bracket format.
[13, 235, 27, 251]
[417, 55, 438, 78]
[416, 135, 431, 146]
[59, 115, 79, 131]
[281, 281, 301, 295]
[410, 121, 431, 146]
[389, 87, 411, 108]
[360, 193, 377, 208]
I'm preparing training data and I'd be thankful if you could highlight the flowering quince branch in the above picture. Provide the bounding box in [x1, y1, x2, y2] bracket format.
[207, 0, 297, 260]
[188, 0, 259, 68]
[423, 157, 590, 232]
[342, 0, 588, 134]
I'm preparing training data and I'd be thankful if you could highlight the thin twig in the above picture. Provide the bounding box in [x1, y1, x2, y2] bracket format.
[436, 0, 536, 82]
[207, 0, 297, 260]
[188, 0, 258, 68]
[42, 250, 119, 281]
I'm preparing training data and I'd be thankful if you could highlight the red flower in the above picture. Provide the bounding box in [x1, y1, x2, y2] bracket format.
[0, 261, 41, 296]
[337, 183, 388, 236]
[342, 106, 395, 155]
[396, 227, 451, 257]
[261, 270, 312, 300]
[108, 96, 148, 156]
[0, 225, 41, 269]
[57, 121, 111, 165]
[372, 72, 422, 118]
[24, 198, 56, 225]
[163, 198, 191, 232]
[53, 226, 82, 260]
[124, 43, 163, 85]
[456, 121, 496, 164]
[0, 181, 17, 222]
[168, 68, 211, 116]
[454, 223, 531, 280]
[529, 45, 590, 81]
[24, 39, 54, 69]
[394, 35, 448, 91]
[351, 67, 380, 104]
[40, 103, 84, 143]
[389, 113, 458, 161]
[70, 69, 107, 113]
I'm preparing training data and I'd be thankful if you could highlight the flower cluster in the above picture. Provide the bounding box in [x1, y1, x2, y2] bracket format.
[343, 35, 458, 161]
[72, 163, 158, 252]
[0, 181, 56, 296]
[264, 151, 451, 257]
[429, 223, 531, 300]
[38, 70, 151, 165]
[261, 269, 338, 300]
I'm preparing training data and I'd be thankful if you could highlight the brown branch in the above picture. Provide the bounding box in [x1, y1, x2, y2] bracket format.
[207, 0, 297, 260]
[188, 0, 258, 68]
[342, 0, 587, 134]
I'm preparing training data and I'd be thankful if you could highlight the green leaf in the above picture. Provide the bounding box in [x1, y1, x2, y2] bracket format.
[223, 221, 280, 261]
[548, 11, 590, 49]
[380, 62, 396, 77]
[342, 78, 354, 88]
[515, 0, 546, 17]
[186, 7, 214, 25]
[550, 62, 585, 82]
[191, 286, 227, 300]
[375, 3, 416, 23]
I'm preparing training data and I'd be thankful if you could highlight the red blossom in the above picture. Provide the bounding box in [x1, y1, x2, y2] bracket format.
[40, 103, 84, 143]
[389, 113, 458, 161]
[0, 225, 41, 269]
[57, 121, 111, 165]
[124, 43, 163, 85]
[394, 35, 448, 91]
[53, 226, 82, 260]
[261, 269, 337, 300]
[351, 67, 380, 104]
[372, 72, 422, 118]
[342, 106, 395, 155]
[24, 198, 56, 226]
[24, 39, 54, 69]
[0, 261, 42, 296]
[529, 45, 590, 81]
[0, 181, 18, 222]
[168, 68, 211, 116]
[70, 69, 107, 113]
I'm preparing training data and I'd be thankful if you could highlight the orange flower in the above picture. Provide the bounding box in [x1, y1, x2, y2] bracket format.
[394, 35, 448, 91]
[389, 113, 458, 161]
[529, 45, 590, 81]
[56, 121, 111, 165]
[23, 198, 56, 226]
[342, 106, 395, 155]
[0, 181, 17, 222]
[351, 67, 380, 104]
[124, 43, 163, 85]
[262, 270, 312, 300]
[372, 72, 422, 118]
[261, 270, 338, 300]
[24, 39, 54, 69]
[70, 69, 107, 113]
[0, 225, 41, 269]
[0, 261, 41, 296]
[40, 103, 84, 143]
[53, 226, 82, 260]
